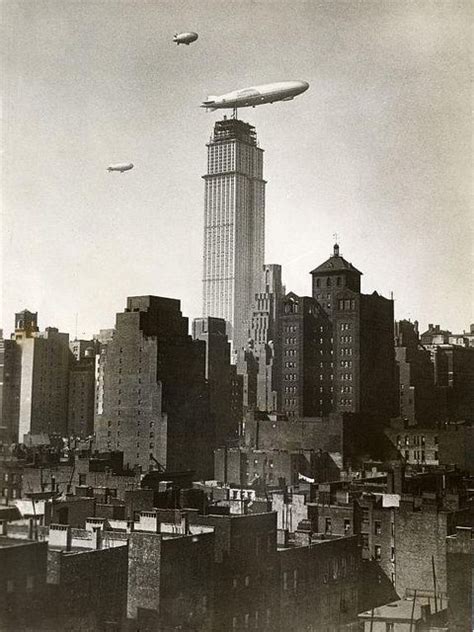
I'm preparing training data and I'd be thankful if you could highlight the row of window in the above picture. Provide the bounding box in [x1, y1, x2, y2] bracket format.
[232, 610, 271, 629]
[338, 299, 356, 311]
[314, 277, 343, 288]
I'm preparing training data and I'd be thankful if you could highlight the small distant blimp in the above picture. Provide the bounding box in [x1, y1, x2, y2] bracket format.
[107, 163, 134, 173]
[201, 80, 309, 111]
[173, 32, 198, 45]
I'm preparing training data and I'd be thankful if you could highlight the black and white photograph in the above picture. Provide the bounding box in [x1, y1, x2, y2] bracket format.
[1, 1, 473, 630]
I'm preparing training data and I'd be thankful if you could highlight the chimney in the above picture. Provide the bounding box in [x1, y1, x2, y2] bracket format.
[49, 524, 72, 551]
[92, 527, 102, 550]
[182, 513, 190, 535]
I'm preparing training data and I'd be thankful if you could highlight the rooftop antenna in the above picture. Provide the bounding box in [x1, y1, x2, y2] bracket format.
[232, 106, 238, 119]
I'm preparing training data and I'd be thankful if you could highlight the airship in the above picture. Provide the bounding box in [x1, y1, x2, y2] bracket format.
[107, 163, 134, 173]
[201, 80, 309, 111]
[173, 32, 198, 45]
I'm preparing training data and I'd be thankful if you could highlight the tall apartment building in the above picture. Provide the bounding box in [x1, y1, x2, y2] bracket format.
[192, 316, 236, 447]
[202, 117, 265, 353]
[67, 349, 96, 438]
[310, 243, 396, 418]
[12, 310, 72, 440]
[0, 335, 22, 443]
[95, 296, 213, 476]
[394, 320, 438, 426]
[280, 293, 333, 418]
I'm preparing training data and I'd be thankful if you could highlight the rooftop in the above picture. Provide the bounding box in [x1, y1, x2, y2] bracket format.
[310, 244, 362, 276]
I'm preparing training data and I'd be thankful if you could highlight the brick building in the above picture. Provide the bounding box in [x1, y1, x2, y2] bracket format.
[127, 530, 215, 632]
[95, 296, 213, 476]
[190, 511, 279, 631]
[192, 316, 236, 447]
[280, 292, 333, 418]
[310, 243, 397, 419]
[214, 446, 340, 488]
[67, 348, 96, 438]
[446, 526, 474, 632]
[278, 532, 360, 632]
[0, 335, 22, 443]
[394, 320, 438, 426]
[0, 535, 48, 631]
[7, 311, 73, 441]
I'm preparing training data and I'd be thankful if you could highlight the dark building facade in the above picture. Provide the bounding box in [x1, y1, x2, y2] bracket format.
[394, 320, 438, 426]
[446, 526, 474, 632]
[0, 336, 22, 443]
[310, 243, 396, 419]
[280, 293, 333, 418]
[67, 349, 96, 438]
[95, 296, 213, 476]
[192, 316, 236, 447]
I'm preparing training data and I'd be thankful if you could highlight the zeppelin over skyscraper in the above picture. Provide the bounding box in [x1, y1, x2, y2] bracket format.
[202, 118, 265, 354]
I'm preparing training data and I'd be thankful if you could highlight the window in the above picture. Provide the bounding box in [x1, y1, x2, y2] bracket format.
[374, 545, 381, 561]
[244, 575, 250, 587]
[232, 617, 238, 629]
[374, 521, 381, 535]
[386, 623, 394, 632]
[361, 533, 369, 548]
[344, 519, 351, 533]
[390, 547, 395, 562]
[293, 569, 298, 591]
[232, 577, 238, 589]
[283, 571, 288, 591]
[325, 518, 332, 534]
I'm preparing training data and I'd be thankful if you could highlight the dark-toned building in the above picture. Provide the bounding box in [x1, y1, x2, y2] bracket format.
[67, 348, 96, 438]
[214, 446, 340, 488]
[394, 320, 438, 426]
[127, 530, 214, 632]
[280, 293, 332, 418]
[0, 336, 22, 443]
[95, 296, 213, 476]
[192, 316, 236, 447]
[310, 243, 397, 419]
[278, 532, 360, 632]
[0, 536, 48, 631]
[446, 526, 474, 632]
[189, 511, 279, 632]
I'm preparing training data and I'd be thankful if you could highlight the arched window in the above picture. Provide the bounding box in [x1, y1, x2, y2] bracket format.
[326, 278, 331, 287]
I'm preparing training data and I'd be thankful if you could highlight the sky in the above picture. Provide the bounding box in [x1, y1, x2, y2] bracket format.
[2, 0, 473, 339]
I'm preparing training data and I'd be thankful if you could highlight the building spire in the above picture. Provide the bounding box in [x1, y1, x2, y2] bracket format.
[333, 233, 339, 257]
